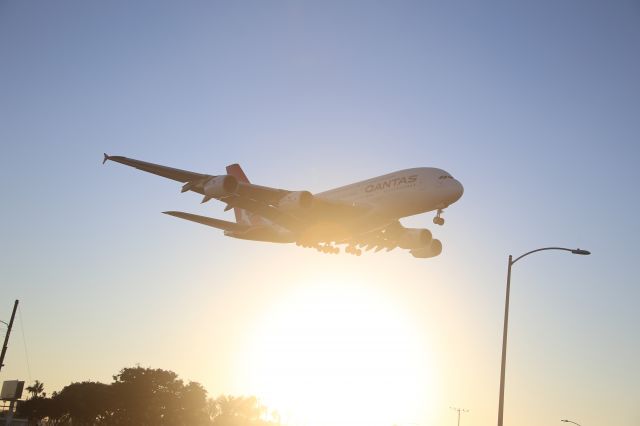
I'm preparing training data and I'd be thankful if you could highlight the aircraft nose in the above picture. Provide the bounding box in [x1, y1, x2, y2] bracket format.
[450, 179, 464, 203]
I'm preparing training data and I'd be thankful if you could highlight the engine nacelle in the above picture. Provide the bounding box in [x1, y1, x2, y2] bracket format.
[278, 191, 314, 212]
[203, 175, 238, 198]
[397, 228, 432, 250]
[410, 239, 442, 258]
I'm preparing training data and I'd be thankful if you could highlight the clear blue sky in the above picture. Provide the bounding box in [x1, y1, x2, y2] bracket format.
[1, 1, 639, 425]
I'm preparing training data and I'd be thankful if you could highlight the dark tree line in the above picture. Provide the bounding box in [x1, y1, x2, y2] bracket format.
[17, 367, 280, 426]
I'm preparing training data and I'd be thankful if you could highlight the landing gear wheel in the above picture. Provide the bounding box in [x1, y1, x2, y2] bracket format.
[346, 245, 362, 256]
[433, 209, 445, 226]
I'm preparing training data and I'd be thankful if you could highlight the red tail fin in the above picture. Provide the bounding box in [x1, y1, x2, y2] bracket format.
[225, 164, 256, 225]
[226, 164, 250, 184]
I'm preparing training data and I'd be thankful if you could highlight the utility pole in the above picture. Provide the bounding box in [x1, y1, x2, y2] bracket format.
[450, 406, 469, 426]
[0, 300, 19, 373]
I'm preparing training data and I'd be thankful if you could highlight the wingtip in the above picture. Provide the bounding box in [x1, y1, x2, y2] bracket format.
[163, 211, 184, 218]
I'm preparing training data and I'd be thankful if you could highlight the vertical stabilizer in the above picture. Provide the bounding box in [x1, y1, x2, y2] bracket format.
[225, 164, 262, 226]
[226, 164, 250, 185]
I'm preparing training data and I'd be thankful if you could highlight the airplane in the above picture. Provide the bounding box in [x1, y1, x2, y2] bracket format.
[103, 154, 463, 258]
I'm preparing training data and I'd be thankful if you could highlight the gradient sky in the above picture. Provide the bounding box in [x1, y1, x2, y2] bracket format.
[1, 1, 639, 425]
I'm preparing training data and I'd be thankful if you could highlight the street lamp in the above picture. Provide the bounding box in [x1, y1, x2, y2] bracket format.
[561, 420, 582, 426]
[496, 247, 590, 426]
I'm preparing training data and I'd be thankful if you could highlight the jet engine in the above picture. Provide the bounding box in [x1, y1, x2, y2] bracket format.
[278, 191, 314, 212]
[397, 228, 433, 250]
[203, 175, 238, 198]
[410, 239, 442, 258]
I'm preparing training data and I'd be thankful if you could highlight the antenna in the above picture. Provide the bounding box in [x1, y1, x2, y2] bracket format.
[450, 406, 469, 426]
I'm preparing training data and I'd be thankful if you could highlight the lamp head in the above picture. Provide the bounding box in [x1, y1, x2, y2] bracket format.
[571, 248, 590, 255]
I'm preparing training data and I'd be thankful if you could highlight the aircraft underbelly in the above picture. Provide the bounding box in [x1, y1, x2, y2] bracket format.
[369, 189, 432, 218]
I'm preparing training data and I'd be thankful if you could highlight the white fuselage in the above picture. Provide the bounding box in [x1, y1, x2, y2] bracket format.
[317, 167, 463, 221]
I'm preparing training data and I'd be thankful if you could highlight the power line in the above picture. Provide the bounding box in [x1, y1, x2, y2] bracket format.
[450, 406, 469, 426]
[18, 305, 32, 384]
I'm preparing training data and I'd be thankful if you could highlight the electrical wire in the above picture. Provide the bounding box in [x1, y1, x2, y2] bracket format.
[17, 305, 32, 384]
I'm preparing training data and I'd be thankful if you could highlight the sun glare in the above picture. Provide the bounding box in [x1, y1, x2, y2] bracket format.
[239, 277, 437, 426]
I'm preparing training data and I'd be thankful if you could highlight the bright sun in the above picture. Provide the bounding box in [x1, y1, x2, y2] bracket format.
[239, 277, 437, 426]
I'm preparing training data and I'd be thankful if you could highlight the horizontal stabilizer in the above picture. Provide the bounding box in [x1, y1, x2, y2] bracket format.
[163, 211, 249, 232]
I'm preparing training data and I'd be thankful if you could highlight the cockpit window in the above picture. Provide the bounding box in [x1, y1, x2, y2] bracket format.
[438, 175, 453, 180]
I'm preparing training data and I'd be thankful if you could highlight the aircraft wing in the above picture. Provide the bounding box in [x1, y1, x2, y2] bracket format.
[104, 154, 207, 186]
[104, 154, 290, 202]
[104, 154, 369, 232]
[222, 195, 306, 232]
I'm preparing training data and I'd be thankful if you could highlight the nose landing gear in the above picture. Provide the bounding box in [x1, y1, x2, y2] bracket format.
[433, 209, 445, 226]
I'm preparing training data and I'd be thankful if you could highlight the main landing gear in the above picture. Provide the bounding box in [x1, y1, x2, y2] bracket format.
[345, 245, 362, 256]
[297, 241, 340, 254]
[433, 209, 445, 226]
[318, 243, 340, 254]
[296, 240, 363, 256]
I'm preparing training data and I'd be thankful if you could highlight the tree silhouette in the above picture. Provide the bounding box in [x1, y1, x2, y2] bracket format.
[25, 380, 45, 399]
[110, 366, 209, 426]
[16, 366, 278, 426]
[15, 396, 51, 423]
[210, 395, 279, 426]
[54, 381, 114, 425]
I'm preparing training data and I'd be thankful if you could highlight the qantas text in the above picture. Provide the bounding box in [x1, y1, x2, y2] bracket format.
[365, 175, 418, 193]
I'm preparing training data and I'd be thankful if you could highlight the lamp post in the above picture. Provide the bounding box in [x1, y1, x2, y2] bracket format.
[561, 420, 582, 426]
[496, 247, 590, 426]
